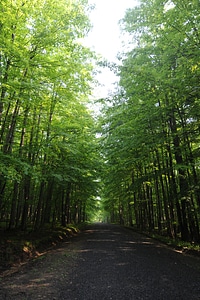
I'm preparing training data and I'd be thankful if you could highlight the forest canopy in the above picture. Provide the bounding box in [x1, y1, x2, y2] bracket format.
[0, 0, 100, 230]
[99, 0, 200, 242]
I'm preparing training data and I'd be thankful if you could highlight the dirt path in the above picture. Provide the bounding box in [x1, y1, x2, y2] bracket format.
[1, 223, 200, 299]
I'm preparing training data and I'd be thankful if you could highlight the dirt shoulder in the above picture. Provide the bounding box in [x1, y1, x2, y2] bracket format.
[0, 225, 80, 277]
[125, 226, 200, 258]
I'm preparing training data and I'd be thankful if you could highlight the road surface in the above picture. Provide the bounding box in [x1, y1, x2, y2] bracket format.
[1, 223, 200, 299]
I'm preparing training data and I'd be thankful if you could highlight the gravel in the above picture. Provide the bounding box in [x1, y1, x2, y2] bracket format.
[0, 223, 200, 299]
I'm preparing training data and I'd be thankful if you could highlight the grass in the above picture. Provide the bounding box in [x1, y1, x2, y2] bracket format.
[125, 225, 200, 255]
[150, 233, 200, 252]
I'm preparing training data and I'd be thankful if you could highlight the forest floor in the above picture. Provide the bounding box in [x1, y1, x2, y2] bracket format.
[1, 223, 200, 299]
[0, 224, 82, 277]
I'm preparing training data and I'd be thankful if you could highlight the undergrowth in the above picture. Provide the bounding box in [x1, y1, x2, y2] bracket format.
[0, 223, 88, 271]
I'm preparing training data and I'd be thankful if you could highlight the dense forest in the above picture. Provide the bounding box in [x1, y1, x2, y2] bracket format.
[0, 0, 200, 244]
[99, 0, 200, 243]
[0, 0, 101, 231]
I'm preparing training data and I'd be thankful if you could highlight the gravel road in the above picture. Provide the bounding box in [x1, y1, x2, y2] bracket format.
[1, 223, 200, 299]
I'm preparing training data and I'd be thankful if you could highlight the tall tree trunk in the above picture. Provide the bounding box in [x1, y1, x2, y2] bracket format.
[44, 180, 54, 224]
[169, 110, 190, 241]
[3, 99, 20, 154]
[65, 184, 71, 224]
[34, 181, 45, 230]
[21, 176, 31, 231]
[0, 59, 11, 120]
[9, 181, 19, 230]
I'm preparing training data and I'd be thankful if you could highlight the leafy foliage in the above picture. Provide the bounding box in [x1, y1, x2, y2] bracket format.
[0, 0, 100, 230]
[99, 0, 200, 242]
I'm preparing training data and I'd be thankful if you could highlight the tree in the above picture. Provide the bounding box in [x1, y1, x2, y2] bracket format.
[0, 0, 100, 230]
[99, 0, 200, 242]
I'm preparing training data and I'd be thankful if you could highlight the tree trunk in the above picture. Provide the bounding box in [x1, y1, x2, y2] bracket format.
[34, 181, 45, 230]
[0, 59, 11, 120]
[169, 110, 189, 241]
[21, 176, 31, 231]
[9, 181, 19, 230]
